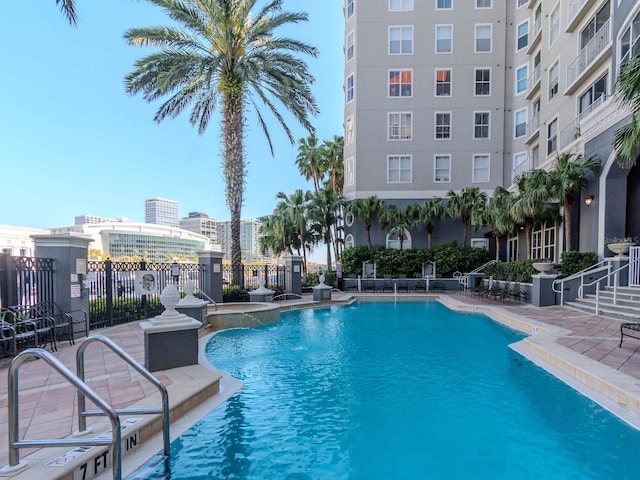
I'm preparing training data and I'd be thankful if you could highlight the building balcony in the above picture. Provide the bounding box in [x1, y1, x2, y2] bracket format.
[566, 0, 598, 33]
[512, 155, 538, 183]
[565, 19, 611, 95]
[526, 18, 542, 55]
[559, 118, 581, 152]
[525, 115, 540, 145]
[525, 65, 541, 100]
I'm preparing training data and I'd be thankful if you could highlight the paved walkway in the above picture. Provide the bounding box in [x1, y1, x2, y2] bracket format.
[0, 293, 640, 477]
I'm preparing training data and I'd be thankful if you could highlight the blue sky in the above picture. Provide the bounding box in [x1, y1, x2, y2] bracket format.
[2, 0, 344, 231]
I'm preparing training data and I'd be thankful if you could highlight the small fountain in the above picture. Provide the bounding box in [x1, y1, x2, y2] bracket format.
[312, 268, 332, 302]
[176, 279, 209, 322]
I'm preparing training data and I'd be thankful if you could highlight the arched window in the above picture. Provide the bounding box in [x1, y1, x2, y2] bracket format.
[345, 234, 355, 249]
[345, 212, 355, 227]
[386, 229, 412, 249]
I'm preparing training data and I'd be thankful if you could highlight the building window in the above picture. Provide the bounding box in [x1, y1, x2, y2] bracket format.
[346, 31, 354, 61]
[388, 112, 413, 140]
[476, 0, 491, 8]
[517, 0, 528, 7]
[547, 118, 558, 155]
[435, 68, 452, 96]
[472, 154, 490, 182]
[346, 116, 354, 144]
[532, 222, 556, 261]
[389, 0, 414, 11]
[346, 74, 354, 103]
[508, 236, 518, 261]
[434, 154, 451, 182]
[389, 26, 413, 54]
[475, 24, 492, 52]
[474, 68, 490, 96]
[548, 61, 559, 100]
[389, 69, 413, 97]
[620, 11, 640, 64]
[436, 25, 453, 53]
[471, 238, 489, 250]
[516, 65, 528, 94]
[347, 0, 355, 18]
[514, 108, 527, 138]
[435, 112, 451, 139]
[345, 157, 354, 186]
[517, 20, 529, 50]
[549, 5, 560, 46]
[437, 0, 452, 9]
[386, 230, 412, 249]
[579, 74, 608, 116]
[345, 234, 355, 249]
[531, 144, 540, 168]
[474, 111, 490, 139]
[388, 155, 412, 183]
[579, 1, 610, 51]
[513, 151, 528, 180]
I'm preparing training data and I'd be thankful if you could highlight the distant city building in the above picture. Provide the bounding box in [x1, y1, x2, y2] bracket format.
[0, 225, 49, 257]
[145, 197, 180, 227]
[75, 215, 134, 225]
[49, 222, 211, 262]
[180, 213, 267, 262]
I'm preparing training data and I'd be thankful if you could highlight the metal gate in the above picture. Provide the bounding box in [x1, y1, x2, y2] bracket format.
[629, 246, 640, 286]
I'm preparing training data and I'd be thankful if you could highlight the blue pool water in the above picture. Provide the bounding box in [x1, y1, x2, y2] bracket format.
[139, 301, 640, 479]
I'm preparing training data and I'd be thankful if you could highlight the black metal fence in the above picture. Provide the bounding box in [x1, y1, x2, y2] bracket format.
[87, 259, 206, 329]
[222, 264, 286, 301]
[0, 254, 55, 309]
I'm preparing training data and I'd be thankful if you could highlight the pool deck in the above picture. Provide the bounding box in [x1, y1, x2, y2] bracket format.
[2, 292, 640, 478]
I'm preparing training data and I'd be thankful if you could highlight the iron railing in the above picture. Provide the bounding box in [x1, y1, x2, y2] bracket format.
[222, 264, 286, 301]
[0, 254, 55, 310]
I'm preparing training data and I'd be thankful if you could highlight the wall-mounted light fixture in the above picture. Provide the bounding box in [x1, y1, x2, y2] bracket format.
[585, 195, 595, 206]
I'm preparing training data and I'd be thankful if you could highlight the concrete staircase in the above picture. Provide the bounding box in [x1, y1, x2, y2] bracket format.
[566, 286, 640, 321]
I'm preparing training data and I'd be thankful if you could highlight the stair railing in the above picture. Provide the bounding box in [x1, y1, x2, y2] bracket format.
[577, 261, 632, 314]
[458, 259, 498, 290]
[552, 259, 611, 305]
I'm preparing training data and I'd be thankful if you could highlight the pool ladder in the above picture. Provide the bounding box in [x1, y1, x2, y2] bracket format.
[2, 334, 170, 480]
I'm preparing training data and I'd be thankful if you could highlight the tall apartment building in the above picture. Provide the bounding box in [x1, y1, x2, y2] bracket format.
[180, 213, 267, 262]
[343, 0, 640, 261]
[145, 198, 180, 227]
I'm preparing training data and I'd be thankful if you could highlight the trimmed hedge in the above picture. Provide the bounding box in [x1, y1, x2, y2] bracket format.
[558, 251, 598, 277]
[339, 243, 492, 278]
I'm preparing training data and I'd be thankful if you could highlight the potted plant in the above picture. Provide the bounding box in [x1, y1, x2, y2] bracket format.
[532, 259, 555, 274]
[607, 237, 637, 256]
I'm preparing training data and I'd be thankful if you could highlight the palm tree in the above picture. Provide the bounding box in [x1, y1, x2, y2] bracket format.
[308, 188, 344, 269]
[55, 0, 78, 25]
[347, 196, 384, 249]
[407, 197, 445, 249]
[475, 187, 516, 261]
[511, 169, 560, 260]
[379, 204, 413, 250]
[613, 55, 640, 168]
[319, 135, 345, 194]
[446, 187, 487, 247]
[124, 0, 319, 270]
[296, 135, 324, 193]
[548, 152, 600, 251]
[274, 189, 313, 270]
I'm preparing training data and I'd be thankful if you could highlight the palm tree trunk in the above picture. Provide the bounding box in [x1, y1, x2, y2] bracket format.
[463, 219, 469, 247]
[223, 90, 246, 280]
[366, 222, 372, 249]
[495, 235, 500, 261]
[564, 202, 573, 252]
[427, 224, 433, 249]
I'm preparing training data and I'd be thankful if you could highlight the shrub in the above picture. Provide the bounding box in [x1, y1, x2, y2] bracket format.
[484, 260, 538, 283]
[339, 243, 491, 278]
[559, 251, 598, 277]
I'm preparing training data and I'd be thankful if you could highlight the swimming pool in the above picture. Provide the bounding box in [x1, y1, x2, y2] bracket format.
[136, 301, 640, 479]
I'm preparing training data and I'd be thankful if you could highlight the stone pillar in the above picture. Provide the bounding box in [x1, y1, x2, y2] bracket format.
[32, 234, 92, 337]
[283, 256, 303, 297]
[608, 256, 629, 287]
[198, 251, 224, 304]
[532, 274, 558, 307]
[467, 273, 485, 290]
[175, 280, 209, 323]
[140, 285, 202, 372]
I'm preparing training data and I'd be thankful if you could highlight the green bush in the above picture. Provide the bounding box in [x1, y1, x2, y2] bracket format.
[484, 260, 538, 283]
[559, 251, 598, 277]
[339, 243, 491, 279]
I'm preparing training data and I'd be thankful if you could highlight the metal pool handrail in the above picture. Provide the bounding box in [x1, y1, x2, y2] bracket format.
[551, 259, 610, 305]
[576, 262, 630, 315]
[75, 335, 171, 460]
[3, 348, 122, 479]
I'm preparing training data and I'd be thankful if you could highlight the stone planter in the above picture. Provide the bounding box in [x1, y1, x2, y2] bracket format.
[532, 262, 555, 274]
[607, 243, 636, 256]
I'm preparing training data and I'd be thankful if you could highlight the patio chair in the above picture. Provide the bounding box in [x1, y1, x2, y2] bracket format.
[0, 311, 17, 358]
[35, 301, 88, 346]
[414, 278, 427, 292]
[7, 305, 56, 352]
[382, 276, 395, 292]
[397, 275, 409, 293]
